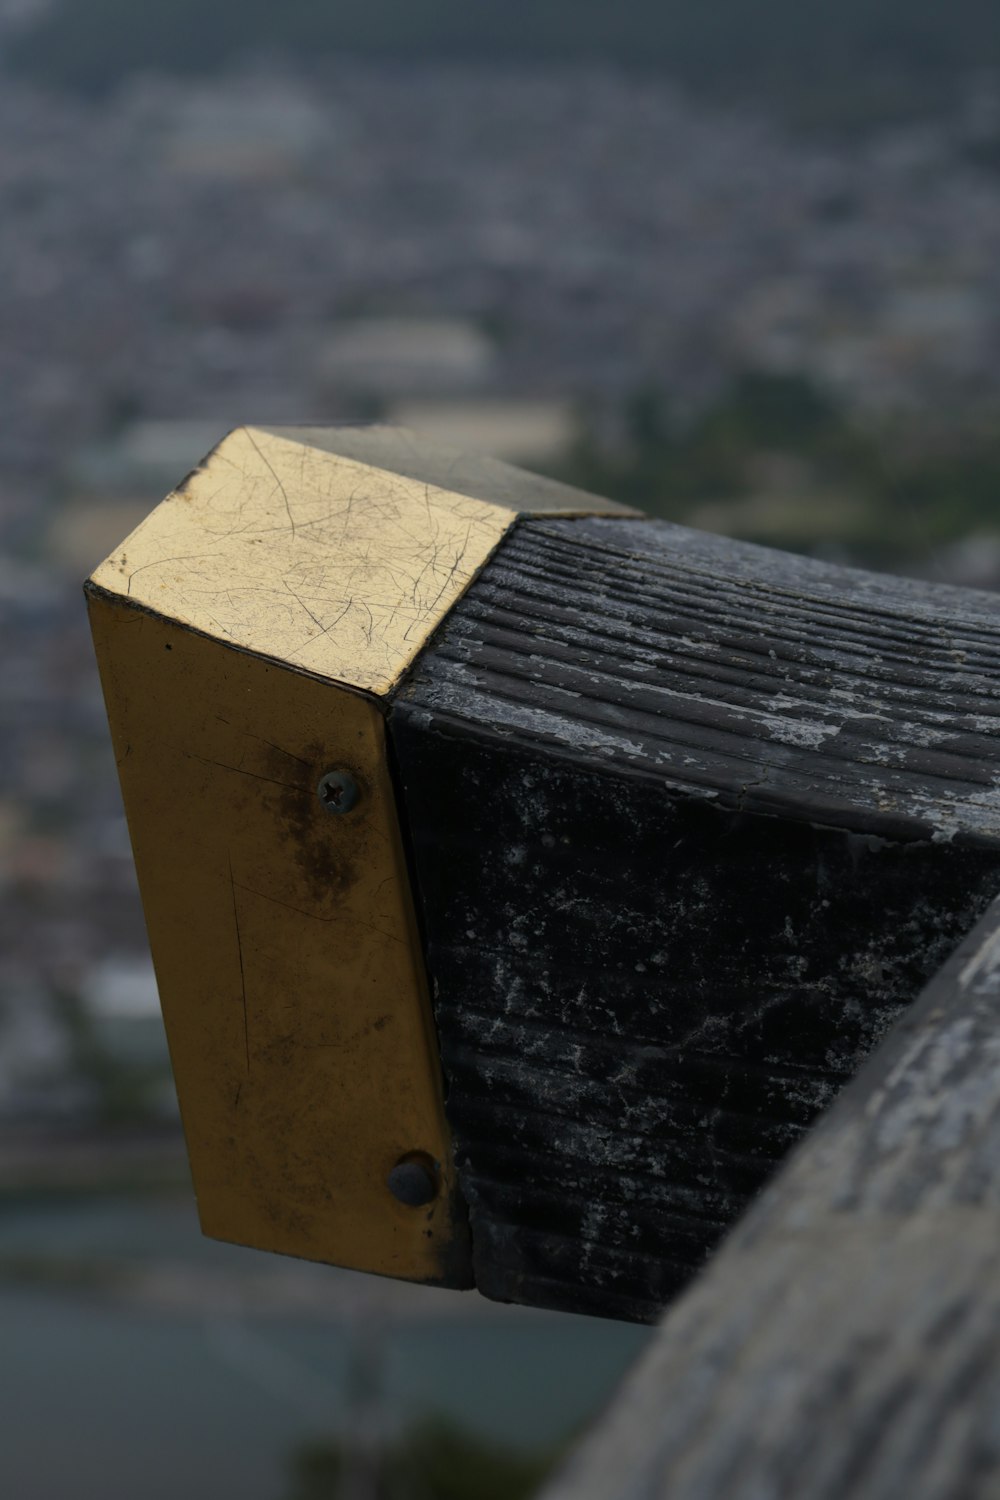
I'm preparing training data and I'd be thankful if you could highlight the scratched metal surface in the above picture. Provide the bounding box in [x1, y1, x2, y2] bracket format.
[541, 893, 1000, 1500]
[389, 517, 1000, 1320]
[84, 429, 629, 1285]
[87, 590, 472, 1285]
[87, 425, 627, 697]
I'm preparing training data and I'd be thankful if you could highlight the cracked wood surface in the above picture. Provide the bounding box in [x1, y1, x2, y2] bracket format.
[541, 890, 1000, 1500]
[87, 425, 631, 697]
[390, 515, 1000, 1320]
[402, 515, 1000, 845]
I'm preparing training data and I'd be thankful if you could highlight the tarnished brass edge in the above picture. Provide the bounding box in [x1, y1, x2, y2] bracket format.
[87, 424, 643, 699]
[86, 584, 474, 1286]
[83, 579, 383, 704]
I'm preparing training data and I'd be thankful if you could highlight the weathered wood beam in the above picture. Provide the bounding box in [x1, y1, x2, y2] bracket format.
[541, 891, 1000, 1500]
[390, 515, 1000, 1319]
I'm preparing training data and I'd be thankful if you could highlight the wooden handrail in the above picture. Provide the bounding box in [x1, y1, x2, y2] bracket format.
[87, 427, 1000, 1328]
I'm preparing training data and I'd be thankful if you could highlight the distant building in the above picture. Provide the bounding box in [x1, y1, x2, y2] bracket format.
[730, 272, 993, 412]
[883, 281, 987, 371]
[728, 277, 822, 375]
[159, 80, 329, 181]
[0, 976, 76, 1117]
[317, 317, 497, 400]
[386, 397, 576, 468]
[45, 498, 154, 576]
[55, 419, 228, 572]
[79, 954, 169, 1068]
[67, 419, 226, 499]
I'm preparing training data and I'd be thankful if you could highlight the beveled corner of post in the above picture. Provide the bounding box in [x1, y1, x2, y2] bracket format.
[86, 423, 637, 698]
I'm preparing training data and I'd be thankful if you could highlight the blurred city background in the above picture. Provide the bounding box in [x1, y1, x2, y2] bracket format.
[2, 2, 1000, 1496]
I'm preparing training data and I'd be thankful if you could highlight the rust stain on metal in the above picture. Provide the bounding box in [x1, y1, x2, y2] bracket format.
[86, 589, 470, 1283]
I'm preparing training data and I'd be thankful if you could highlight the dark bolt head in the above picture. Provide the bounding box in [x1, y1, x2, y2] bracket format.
[387, 1156, 439, 1207]
[317, 769, 360, 815]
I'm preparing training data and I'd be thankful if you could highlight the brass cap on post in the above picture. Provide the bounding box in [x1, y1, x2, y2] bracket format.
[85, 425, 634, 1286]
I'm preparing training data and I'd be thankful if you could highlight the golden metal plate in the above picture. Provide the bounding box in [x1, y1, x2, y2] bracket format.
[86, 426, 635, 1284]
[89, 424, 634, 698]
[87, 591, 470, 1282]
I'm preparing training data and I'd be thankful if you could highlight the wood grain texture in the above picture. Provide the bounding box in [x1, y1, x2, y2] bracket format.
[405, 516, 1000, 845]
[389, 516, 1000, 1320]
[540, 891, 1000, 1500]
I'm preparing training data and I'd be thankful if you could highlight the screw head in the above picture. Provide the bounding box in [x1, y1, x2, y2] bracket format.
[387, 1156, 439, 1207]
[317, 769, 360, 815]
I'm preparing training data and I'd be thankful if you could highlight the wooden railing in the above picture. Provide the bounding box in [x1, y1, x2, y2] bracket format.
[87, 427, 1000, 1493]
